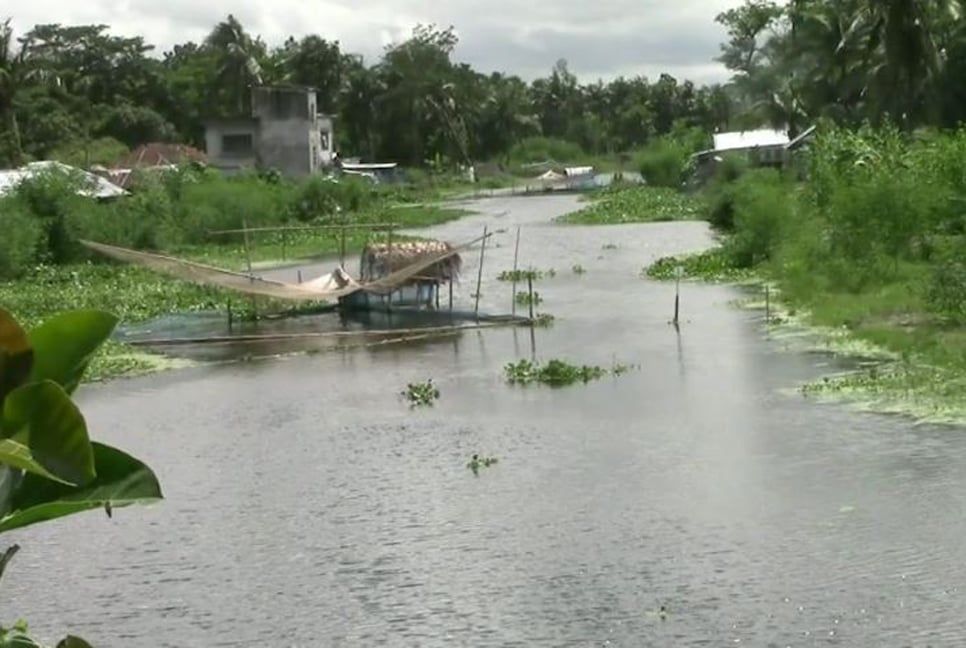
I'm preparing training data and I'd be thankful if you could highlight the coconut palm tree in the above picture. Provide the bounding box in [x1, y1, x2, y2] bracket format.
[204, 15, 265, 115]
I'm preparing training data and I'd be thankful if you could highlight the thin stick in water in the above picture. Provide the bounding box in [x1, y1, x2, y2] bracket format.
[510, 225, 521, 316]
[474, 225, 488, 318]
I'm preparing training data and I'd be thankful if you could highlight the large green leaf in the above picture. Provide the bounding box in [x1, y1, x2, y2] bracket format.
[0, 309, 33, 407]
[0, 629, 42, 648]
[2, 382, 95, 486]
[27, 310, 117, 395]
[0, 442, 162, 534]
[0, 440, 67, 484]
[56, 637, 94, 648]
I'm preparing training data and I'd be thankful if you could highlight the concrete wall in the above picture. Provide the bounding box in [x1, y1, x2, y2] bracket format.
[204, 121, 258, 173]
[251, 87, 317, 177]
[204, 87, 334, 177]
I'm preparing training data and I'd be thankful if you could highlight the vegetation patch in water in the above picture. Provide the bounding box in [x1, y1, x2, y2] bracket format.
[799, 364, 966, 424]
[402, 379, 440, 407]
[497, 268, 555, 281]
[559, 186, 701, 224]
[532, 312, 556, 327]
[515, 291, 543, 306]
[644, 249, 754, 283]
[467, 454, 499, 475]
[504, 358, 634, 387]
[572, 264, 586, 275]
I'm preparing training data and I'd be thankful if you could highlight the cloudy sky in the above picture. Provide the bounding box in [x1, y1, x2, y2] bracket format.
[10, 0, 742, 84]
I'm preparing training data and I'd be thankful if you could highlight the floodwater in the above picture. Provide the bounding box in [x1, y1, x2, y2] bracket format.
[7, 195, 966, 646]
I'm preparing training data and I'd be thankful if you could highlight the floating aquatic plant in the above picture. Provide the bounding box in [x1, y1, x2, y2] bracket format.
[497, 268, 556, 282]
[559, 186, 701, 224]
[532, 312, 555, 327]
[467, 453, 499, 475]
[402, 379, 440, 406]
[572, 264, 586, 275]
[644, 250, 754, 283]
[503, 358, 635, 387]
[515, 291, 543, 306]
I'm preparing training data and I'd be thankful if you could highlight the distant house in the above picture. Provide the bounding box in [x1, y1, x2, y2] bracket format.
[93, 142, 207, 189]
[0, 161, 127, 200]
[690, 126, 815, 185]
[204, 85, 336, 177]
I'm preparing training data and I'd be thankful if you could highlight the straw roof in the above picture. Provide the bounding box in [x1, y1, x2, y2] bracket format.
[360, 240, 462, 282]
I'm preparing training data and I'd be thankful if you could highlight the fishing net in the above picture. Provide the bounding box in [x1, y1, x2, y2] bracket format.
[80, 233, 483, 302]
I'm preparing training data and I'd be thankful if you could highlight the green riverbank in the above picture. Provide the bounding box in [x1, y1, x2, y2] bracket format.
[646, 249, 966, 425]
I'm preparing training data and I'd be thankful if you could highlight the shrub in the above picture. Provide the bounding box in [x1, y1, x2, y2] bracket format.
[722, 169, 793, 268]
[508, 137, 585, 164]
[0, 199, 43, 277]
[635, 138, 688, 188]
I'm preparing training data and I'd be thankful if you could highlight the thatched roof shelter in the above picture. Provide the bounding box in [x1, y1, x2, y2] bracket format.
[360, 240, 462, 283]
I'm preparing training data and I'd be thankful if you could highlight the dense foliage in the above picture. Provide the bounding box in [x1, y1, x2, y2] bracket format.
[0, 165, 463, 279]
[0, 17, 732, 170]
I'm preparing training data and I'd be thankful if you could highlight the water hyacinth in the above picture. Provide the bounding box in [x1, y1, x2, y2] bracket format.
[559, 186, 701, 224]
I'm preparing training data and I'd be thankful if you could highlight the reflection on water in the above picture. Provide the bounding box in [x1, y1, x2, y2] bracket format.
[7, 194, 966, 647]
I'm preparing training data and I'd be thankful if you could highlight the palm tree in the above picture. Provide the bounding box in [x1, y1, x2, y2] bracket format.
[204, 15, 264, 115]
[0, 18, 28, 166]
[858, 0, 963, 125]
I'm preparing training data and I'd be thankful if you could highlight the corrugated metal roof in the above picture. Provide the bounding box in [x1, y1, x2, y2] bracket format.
[713, 129, 789, 152]
[0, 161, 128, 199]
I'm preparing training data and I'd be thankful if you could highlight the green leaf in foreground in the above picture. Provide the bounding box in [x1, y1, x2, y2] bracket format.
[0, 309, 33, 405]
[27, 310, 118, 395]
[2, 382, 95, 486]
[0, 442, 162, 534]
[56, 636, 95, 648]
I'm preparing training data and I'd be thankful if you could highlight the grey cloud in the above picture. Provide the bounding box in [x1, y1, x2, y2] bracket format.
[14, 0, 739, 82]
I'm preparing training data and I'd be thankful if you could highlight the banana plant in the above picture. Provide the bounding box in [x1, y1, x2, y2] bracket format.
[0, 307, 163, 647]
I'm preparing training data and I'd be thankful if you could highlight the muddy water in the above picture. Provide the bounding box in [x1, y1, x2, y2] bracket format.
[7, 195, 966, 646]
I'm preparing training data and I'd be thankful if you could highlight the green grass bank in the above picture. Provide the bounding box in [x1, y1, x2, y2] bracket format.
[641, 124, 966, 424]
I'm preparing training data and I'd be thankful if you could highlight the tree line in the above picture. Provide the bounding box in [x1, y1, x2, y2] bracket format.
[2, 1, 965, 170]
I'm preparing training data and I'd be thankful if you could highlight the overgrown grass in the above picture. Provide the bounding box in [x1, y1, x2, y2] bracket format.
[642, 123, 966, 422]
[558, 185, 701, 224]
[0, 171, 477, 382]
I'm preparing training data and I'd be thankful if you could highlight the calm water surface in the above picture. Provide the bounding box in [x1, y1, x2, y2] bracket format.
[6, 195, 966, 646]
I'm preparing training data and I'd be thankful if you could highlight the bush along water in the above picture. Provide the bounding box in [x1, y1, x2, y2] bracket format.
[643, 122, 966, 422]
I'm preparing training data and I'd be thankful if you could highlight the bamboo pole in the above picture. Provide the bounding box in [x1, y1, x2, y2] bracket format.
[242, 217, 257, 320]
[510, 225, 521, 316]
[474, 225, 488, 318]
[527, 272, 534, 322]
[386, 224, 394, 311]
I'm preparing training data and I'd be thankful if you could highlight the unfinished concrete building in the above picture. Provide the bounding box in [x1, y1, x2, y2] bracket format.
[204, 85, 335, 177]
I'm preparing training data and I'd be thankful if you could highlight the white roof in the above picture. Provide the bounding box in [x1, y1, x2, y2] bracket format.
[712, 129, 789, 152]
[564, 166, 594, 176]
[0, 161, 128, 199]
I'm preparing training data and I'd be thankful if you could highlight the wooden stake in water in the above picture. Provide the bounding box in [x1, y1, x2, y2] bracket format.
[474, 225, 488, 318]
[673, 264, 683, 329]
[510, 225, 521, 316]
[387, 224, 394, 311]
[527, 272, 535, 322]
[242, 217, 257, 320]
